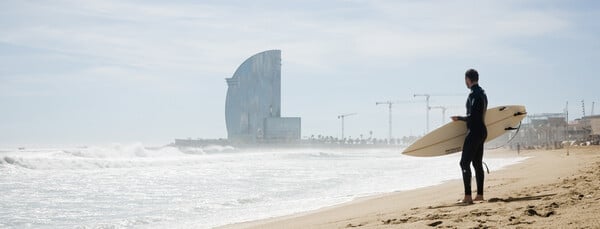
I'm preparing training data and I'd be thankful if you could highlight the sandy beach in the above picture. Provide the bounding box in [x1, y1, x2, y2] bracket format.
[224, 146, 600, 228]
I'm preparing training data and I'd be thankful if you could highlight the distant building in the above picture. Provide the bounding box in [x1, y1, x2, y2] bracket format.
[583, 115, 600, 135]
[511, 113, 568, 149]
[510, 112, 600, 149]
[582, 115, 600, 144]
[225, 50, 301, 143]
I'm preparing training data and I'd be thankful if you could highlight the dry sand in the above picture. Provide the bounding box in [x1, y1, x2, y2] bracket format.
[223, 146, 600, 229]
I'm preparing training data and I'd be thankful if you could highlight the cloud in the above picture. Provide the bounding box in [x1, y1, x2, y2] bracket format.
[1, 0, 572, 77]
[0, 0, 576, 102]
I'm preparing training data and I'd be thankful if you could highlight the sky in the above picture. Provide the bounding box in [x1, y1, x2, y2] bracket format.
[1, 0, 599, 147]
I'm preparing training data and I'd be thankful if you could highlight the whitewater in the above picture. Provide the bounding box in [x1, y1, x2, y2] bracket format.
[0, 143, 526, 228]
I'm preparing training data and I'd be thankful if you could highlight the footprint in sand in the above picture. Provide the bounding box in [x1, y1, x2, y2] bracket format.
[525, 208, 555, 217]
[381, 218, 412, 225]
[427, 221, 443, 227]
[345, 222, 365, 227]
[546, 202, 560, 209]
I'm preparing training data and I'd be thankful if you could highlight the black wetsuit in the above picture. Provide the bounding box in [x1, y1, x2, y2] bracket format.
[457, 84, 488, 196]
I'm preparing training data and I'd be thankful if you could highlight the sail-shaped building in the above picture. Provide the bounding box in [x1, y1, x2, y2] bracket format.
[225, 50, 301, 143]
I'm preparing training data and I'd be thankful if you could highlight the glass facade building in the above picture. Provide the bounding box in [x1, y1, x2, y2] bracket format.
[225, 50, 300, 142]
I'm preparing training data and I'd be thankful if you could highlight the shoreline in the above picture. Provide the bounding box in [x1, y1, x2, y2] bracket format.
[221, 146, 600, 228]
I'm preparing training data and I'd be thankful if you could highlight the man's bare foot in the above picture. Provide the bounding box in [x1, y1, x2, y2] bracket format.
[473, 195, 484, 201]
[461, 195, 473, 204]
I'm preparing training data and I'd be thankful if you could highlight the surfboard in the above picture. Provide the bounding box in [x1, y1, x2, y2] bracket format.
[402, 105, 526, 157]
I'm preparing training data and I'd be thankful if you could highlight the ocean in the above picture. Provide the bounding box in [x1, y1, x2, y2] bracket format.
[0, 144, 526, 228]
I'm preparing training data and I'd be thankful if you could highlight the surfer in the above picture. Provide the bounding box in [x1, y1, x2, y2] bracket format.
[451, 69, 488, 204]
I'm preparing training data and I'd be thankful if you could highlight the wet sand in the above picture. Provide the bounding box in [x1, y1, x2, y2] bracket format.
[223, 146, 600, 228]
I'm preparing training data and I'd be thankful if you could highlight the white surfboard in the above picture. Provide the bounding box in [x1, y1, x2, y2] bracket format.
[402, 105, 526, 157]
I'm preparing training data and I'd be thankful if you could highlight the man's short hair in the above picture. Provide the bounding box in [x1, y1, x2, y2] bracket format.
[465, 69, 479, 82]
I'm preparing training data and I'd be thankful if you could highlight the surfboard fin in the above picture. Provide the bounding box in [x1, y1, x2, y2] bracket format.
[514, 111, 527, 116]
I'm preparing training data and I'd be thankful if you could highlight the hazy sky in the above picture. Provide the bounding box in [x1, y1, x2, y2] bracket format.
[1, 0, 599, 147]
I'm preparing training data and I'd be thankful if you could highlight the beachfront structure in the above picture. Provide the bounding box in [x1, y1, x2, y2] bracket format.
[511, 113, 600, 149]
[511, 113, 568, 149]
[581, 115, 600, 144]
[582, 115, 600, 135]
[225, 50, 301, 143]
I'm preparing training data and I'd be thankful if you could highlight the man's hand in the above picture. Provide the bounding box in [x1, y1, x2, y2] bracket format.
[451, 116, 461, 121]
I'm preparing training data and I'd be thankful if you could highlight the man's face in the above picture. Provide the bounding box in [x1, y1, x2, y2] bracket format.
[465, 77, 473, 89]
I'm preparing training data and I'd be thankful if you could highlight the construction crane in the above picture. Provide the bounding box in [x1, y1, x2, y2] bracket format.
[430, 106, 449, 125]
[430, 105, 461, 126]
[413, 94, 431, 133]
[582, 100, 586, 117]
[375, 100, 413, 144]
[414, 93, 465, 133]
[337, 113, 357, 140]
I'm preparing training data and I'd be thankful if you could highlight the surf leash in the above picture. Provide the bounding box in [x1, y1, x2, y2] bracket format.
[482, 161, 490, 174]
[482, 119, 524, 174]
[484, 121, 523, 150]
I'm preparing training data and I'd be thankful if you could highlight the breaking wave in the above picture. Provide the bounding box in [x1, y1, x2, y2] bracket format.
[0, 143, 235, 170]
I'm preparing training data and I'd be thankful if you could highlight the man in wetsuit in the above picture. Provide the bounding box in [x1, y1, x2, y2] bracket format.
[451, 69, 488, 204]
